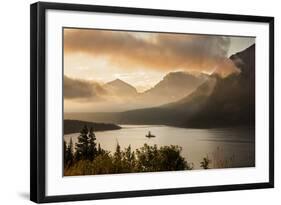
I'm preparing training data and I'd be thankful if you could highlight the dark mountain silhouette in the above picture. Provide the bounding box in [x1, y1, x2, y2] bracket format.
[182, 44, 255, 127]
[64, 120, 121, 135]
[66, 44, 255, 128]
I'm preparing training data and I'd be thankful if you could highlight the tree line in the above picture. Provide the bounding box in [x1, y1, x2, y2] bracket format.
[64, 125, 235, 176]
[64, 125, 194, 175]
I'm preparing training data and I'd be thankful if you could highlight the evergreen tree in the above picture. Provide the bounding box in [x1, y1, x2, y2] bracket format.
[66, 138, 74, 165]
[63, 140, 67, 166]
[97, 143, 102, 155]
[123, 145, 136, 172]
[69, 137, 73, 156]
[88, 127, 97, 160]
[75, 125, 89, 160]
[113, 142, 122, 172]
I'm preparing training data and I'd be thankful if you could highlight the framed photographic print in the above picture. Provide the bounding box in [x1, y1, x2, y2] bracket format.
[30, 1, 274, 203]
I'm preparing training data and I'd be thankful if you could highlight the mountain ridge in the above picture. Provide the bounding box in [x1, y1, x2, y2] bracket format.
[102, 71, 207, 110]
[66, 44, 255, 128]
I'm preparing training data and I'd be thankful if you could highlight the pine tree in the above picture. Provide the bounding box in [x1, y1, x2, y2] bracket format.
[114, 143, 121, 161]
[69, 137, 73, 156]
[113, 142, 122, 172]
[97, 143, 106, 156]
[88, 127, 97, 160]
[75, 125, 89, 160]
[66, 138, 74, 165]
[63, 140, 67, 166]
[97, 143, 102, 155]
[124, 145, 136, 172]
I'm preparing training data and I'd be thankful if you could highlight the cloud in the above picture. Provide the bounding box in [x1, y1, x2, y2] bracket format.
[64, 29, 239, 75]
[64, 75, 106, 100]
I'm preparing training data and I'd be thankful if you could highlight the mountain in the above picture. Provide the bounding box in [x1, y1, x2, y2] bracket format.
[64, 120, 121, 135]
[158, 44, 255, 127]
[163, 76, 217, 111]
[101, 72, 206, 110]
[66, 45, 255, 128]
[109, 75, 214, 125]
[181, 44, 255, 128]
[163, 44, 255, 127]
[137, 72, 206, 106]
[122, 45, 256, 127]
[104, 79, 138, 97]
[64, 76, 215, 125]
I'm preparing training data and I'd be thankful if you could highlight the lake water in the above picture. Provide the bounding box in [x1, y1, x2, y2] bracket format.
[64, 125, 255, 169]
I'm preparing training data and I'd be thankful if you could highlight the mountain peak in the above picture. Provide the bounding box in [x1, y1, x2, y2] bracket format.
[164, 71, 209, 81]
[165, 71, 193, 78]
[105, 78, 137, 96]
[140, 71, 206, 105]
[107, 78, 133, 87]
[108, 78, 125, 84]
[230, 44, 255, 76]
[161, 71, 206, 84]
[112, 78, 123, 83]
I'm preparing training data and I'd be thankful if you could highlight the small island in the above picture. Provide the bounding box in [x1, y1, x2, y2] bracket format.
[64, 119, 121, 135]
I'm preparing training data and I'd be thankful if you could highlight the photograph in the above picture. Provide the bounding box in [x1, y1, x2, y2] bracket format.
[29, 2, 274, 202]
[63, 28, 256, 176]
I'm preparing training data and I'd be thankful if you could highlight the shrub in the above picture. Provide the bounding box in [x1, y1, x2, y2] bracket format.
[64, 143, 191, 176]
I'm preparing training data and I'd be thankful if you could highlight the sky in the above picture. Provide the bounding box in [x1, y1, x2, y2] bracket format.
[64, 28, 255, 92]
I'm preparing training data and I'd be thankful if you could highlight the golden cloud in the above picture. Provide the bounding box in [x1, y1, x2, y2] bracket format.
[64, 75, 106, 100]
[64, 29, 239, 75]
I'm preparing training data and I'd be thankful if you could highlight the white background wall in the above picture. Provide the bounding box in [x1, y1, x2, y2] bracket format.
[0, 0, 279, 204]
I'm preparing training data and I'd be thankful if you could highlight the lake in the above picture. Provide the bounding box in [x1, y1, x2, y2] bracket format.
[64, 125, 255, 169]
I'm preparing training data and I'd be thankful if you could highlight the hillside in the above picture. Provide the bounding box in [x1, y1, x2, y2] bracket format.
[64, 120, 121, 135]
[138, 71, 206, 105]
[182, 44, 255, 127]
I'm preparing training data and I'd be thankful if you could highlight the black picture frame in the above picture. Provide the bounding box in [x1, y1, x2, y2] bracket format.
[30, 1, 274, 203]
